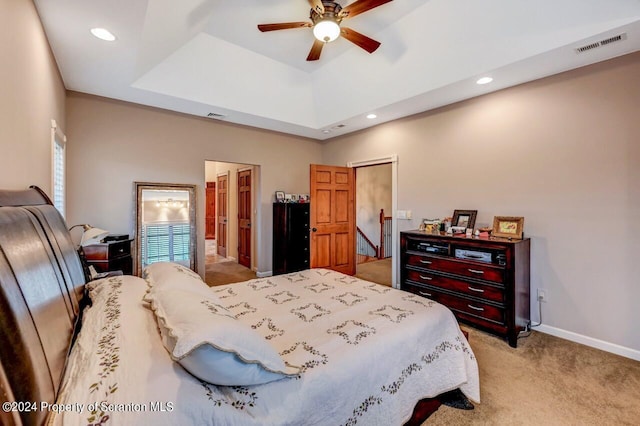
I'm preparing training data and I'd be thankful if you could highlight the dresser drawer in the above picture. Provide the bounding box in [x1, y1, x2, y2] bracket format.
[405, 269, 505, 304]
[406, 253, 504, 283]
[108, 240, 131, 258]
[83, 240, 131, 261]
[90, 256, 133, 275]
[404, 283, 505, 325]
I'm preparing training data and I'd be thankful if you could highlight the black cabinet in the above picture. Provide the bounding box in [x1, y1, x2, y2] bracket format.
[82, 239, 133, 275]
[273, 203, 310, 275]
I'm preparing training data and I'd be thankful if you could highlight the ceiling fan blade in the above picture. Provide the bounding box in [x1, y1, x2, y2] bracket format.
[308, 0, 325, 15]
[307, 39, 324, 61]
[257, 22, 312, 32]
[339, 0, 393, 19]
[340, 27, 381, 53]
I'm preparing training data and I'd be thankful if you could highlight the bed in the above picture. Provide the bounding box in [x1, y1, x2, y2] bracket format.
[0, 186, 479, 426]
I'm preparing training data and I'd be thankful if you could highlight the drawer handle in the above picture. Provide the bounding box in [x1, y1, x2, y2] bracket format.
[467, 268, 484, 275]
[419, 275, 433, 281]
[118, 248, 124, 253]
[419, 291, 432, 297]
[419, 260, 432, 264]
[468, 286, 485, 293]
[468, 304, 485, 312]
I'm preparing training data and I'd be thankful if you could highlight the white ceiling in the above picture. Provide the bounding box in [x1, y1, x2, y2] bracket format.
[35, 0, 640, 140]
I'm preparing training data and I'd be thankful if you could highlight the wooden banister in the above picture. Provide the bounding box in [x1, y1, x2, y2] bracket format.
[379, 209, 392, 259]
[356, 226, 379, 258]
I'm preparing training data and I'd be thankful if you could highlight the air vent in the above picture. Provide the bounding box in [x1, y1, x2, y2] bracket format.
[332, 124, 346, 129]
[575, 33, 626, 54]
[600, 34, 623, 46]
[206, 112, 226, 119]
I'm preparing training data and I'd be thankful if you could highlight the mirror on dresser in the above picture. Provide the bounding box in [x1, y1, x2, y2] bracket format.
[133, 182, 197, 276]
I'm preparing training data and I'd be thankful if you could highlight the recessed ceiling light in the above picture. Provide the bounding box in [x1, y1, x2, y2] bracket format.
[366, 114, 377, 119]
[90, 28, 116, 41]
[322, 130, 331, 134]
[476, 77, 493, 85]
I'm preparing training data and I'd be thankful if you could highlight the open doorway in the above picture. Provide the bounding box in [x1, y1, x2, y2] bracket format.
[204, 161, 259, 286]
[354, 163, 392, 286]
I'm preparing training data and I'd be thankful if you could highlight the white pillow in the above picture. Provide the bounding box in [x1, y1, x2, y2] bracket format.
[148, 288, 299, 386]
[143, 262, 210, 296]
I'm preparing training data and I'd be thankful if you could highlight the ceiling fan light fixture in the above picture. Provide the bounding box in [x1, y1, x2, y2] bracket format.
[313, 19, 341, 43]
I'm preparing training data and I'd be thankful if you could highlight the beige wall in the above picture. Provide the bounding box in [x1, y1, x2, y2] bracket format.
[323, 52, 640, 354]
[0, 0, 66, 195]
[66, 92, 323, 275]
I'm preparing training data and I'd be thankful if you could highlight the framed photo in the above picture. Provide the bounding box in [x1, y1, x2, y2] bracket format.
[284, 193, 293, 202]
[450, 226, 467, 234]
[275, 191, 285, 202]
[421, 218, 440, 233]
[492, 216, 524, 239]
[452, 210, 477, 230]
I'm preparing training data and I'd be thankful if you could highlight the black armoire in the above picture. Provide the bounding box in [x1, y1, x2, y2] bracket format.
[273, 203, 310, 275]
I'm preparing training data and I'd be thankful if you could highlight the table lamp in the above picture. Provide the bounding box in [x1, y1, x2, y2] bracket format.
[69, 224, 109, 246]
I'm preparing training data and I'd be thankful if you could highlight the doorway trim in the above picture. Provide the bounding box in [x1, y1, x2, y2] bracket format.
[347, 154, 399, 288]
[216, 171, 230, 260]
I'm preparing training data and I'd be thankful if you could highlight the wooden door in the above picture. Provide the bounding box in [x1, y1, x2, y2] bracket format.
[205, 182, 216, 239]
[310, 164, 356, 275]
[217, 174, 228, 257]
[237, 169, 251, 268]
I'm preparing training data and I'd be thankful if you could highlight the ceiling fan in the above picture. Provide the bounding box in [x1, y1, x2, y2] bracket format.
[257, 0, 393, 61]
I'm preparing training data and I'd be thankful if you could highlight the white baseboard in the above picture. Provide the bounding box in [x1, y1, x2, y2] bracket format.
[256, 270, 273, 278]
[535, 324, 640, 361]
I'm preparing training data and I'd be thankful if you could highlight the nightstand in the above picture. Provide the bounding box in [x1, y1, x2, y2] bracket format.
[83, 239, 133, 275]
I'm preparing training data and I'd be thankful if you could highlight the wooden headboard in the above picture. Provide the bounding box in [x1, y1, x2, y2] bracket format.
[0, 187, 86, 426]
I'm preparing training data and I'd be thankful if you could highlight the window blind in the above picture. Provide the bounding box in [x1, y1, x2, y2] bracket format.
[141, 223, 190, 268]
[51, 120, 66, 217]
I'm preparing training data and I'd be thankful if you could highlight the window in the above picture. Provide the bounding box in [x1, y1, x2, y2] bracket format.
[51, 120, 66, 217]
[141, 223, 191, 268]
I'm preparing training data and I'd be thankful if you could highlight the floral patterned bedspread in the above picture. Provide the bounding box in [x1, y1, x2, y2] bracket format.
[52, 269, 479, 426]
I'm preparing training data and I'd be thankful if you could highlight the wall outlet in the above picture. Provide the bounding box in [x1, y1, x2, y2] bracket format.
[537, 288, 548, 302]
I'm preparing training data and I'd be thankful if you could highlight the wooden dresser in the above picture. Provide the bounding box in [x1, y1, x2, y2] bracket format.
[400, 231, 530, 347]
[83, 239, 133, 275]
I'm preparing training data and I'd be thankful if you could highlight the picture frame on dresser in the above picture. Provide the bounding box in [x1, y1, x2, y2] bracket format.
[492, 216, 524, 239]
[452, 210, 477, 229]
[420, 218, 440, 233]
[275, 191, 285, 202]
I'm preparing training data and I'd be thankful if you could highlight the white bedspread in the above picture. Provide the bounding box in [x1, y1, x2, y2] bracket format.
[52, 269, 479, 425]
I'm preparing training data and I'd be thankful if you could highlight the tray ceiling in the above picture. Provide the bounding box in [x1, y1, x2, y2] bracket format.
[35, 0, 640, 140]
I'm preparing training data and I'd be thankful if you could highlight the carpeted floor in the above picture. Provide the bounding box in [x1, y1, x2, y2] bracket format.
[356, 257, 392, 286]
[204, 239, 256, 286]
[425, 327, 640, 425]
[205, 260, 256, 286]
